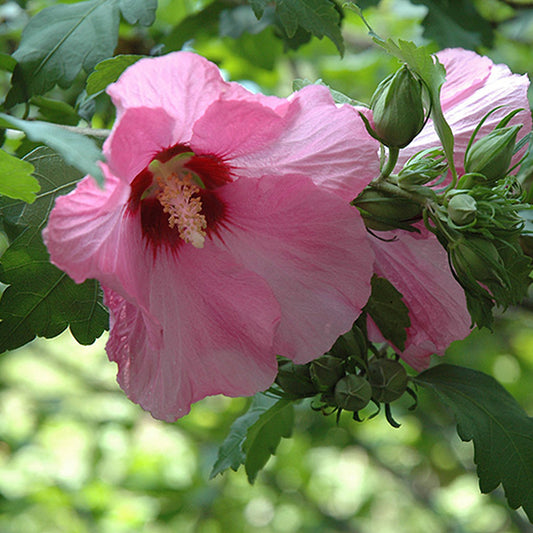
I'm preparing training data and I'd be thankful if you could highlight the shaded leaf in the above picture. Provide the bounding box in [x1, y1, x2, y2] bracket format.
[6, 0, 157, 106]
[0, 146, 108, 352]
[210, 393, 279, 478]
[0, 149, 39, 203]
[86, 55, 144, 96]
[0, 113, 104, 184]
[415, 364, 533, 521]
[364, 275, 410, 351]
[243, 398, 294, 483]
[411, 0, 494, 50]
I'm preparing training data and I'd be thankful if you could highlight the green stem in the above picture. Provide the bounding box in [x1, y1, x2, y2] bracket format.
[376, 146, 400, 182]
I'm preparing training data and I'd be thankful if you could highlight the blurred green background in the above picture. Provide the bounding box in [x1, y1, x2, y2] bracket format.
[2, 0, 533, 531]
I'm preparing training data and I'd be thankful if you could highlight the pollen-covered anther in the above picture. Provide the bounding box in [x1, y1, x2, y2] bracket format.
[156, 173, 207, 248]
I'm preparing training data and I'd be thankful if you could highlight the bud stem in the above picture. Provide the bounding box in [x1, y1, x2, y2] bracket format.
[376, 147, 400, 183]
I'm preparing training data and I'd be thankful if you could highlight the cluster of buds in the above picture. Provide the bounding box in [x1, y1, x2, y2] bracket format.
[274, 326, 416, 426]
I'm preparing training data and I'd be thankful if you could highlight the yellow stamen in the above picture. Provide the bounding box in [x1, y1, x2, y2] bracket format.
[156, 173, 207, 248]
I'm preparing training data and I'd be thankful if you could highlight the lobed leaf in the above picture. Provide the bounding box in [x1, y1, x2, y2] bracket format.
[5, 0, 157, 107]
[0, 150, 40, 203]
[86, 55, 144, 96]
[415, 364, 533, 521]
[0, 146, 108, 352]
[0, 113, 104, 185]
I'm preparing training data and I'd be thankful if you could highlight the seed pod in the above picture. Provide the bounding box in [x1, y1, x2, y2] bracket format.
[370, 65, 425, 148]
[334, 374, 372, 412]
[367, 358, 408, 403]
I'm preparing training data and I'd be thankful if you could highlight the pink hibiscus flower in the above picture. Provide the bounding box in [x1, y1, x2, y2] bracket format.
[43, 52, 379, 421]
[367, 48, 532, 370]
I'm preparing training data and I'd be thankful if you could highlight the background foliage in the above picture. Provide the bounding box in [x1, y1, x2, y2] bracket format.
[2, 0, 533, 531]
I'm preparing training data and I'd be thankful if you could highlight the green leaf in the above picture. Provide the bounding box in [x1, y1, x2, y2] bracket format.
[0, 150, 40, 203]
[0, 113, 104, 185]
[292, 78, 366, 106]
[86, 55, 144, 96]
[31, 96, 80, 126]
[0, 146, 108, 352]
[210, 393, 279, 478]
[275, 0, 344, 55]
[364, 275, 410, 351]
[0, 53, 17, 73]
[414, 364, 533, 522]
[410, 0, 494, 50]
[243, 398, 294, 483]
[6, 0, 157, 107]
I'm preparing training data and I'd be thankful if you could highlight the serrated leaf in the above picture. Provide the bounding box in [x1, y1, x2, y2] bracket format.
[276, 0, 344, 55]
[31, 96, 80, 126]
[0, 150, 40, 203]
[0, 113, 104, 185]
[243, 398, 294, 483]
[410, 0, 494, 50]
[118, 0, 157, 25]
[0, 146, 108, 352]
[5, 0, 157, 107]
[210, 393, 279, 478]
[414, 364, 533, 522]
[364, 275, 410, 351]
[86, 55, 144, 96]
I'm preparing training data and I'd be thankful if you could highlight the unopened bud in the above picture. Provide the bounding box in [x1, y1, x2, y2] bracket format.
[449, 237, 505, 286]
[465, 125, 521, 182]
[370, 65, 425, 148]
[276, 360, 316, 397]
[354, 187, 422, 231]
[310, 355, 345, 391]
[367, 359, 408, 403]
[334, 375, 372, 412]
[447, 194, 477, 226]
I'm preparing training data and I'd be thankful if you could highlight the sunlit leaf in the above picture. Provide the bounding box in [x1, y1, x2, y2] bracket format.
[0, 150, 39, 203]
[86, 55, 144, 96]
[0, 146, 108, 352]
[0, 113, 104, 184]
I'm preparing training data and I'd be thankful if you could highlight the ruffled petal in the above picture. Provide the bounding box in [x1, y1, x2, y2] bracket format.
[104, 107, 177, 183]
[192, 85, 379, 202]
[399, 49, 531, 173]
[368, 227, 471, 370]
[215, 174, 374, 364]
[104, 243, 281, 421]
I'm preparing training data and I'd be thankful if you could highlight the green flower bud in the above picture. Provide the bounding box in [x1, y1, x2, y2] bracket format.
[334, 375, 372, 412]
[464, 125, 521, 181]
[367, 359, 408, 403]
[275, 360, 316, 397]
[353, 187, 422, 231]
[370, 65, 425, 148]
[449, 237, 506, 286]
[447, 194, 477, 226]
[310, 355, 345, 391]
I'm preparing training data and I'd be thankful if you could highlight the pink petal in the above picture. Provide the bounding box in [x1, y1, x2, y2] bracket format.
[368, 227, 471, 370]
[215, 174, 374, 364]
[400, 49, 531, 174]
[192, 84, 380, 202]
[104, 243, 281, 421]
[104, 107, 177, 183]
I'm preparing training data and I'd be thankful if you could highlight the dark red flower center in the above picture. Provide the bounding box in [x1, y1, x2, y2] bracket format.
[128, 144, 232, 254]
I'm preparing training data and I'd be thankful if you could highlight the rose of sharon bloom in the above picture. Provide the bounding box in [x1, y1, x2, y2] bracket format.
[368, 49, 532, 370]
[43, 52, 380, 421]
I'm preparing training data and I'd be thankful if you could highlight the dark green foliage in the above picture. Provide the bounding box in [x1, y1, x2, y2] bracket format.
[364, 276, 410, 351]
[415, 364, 533, 521]
[5, 0, 157, 107]
[0, 146, 108, 352]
